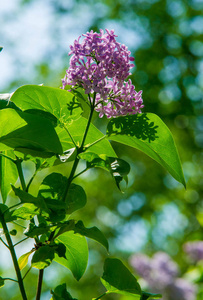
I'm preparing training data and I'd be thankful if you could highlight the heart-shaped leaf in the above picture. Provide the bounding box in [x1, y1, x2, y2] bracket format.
[101, 258, 141, 298]
[107, 113, 185, 187]
[54, 231, 88, 281]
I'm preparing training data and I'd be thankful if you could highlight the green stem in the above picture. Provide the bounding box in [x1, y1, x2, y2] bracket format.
[85, 135, 106, 150]
[14, 237, 29, 247]
[94, 292, 107, 300]
[62, 155, 80, 202]
[0, 237, 9, 248]
[26, 169, 37, 192]
[62, 93, 96, 202]
[72, 167, 89, 180]
[0, 213, 27, 300]
[63, 124, 77, 148]
[15, 158, 26, 191]
[35, 269, 44, 300]
[80, 93, 96, 151]
[0, 152, 16, 162]
[3, 203, 22, 215]
[23, 266, 32, 280]
[4, 277, 18, 283]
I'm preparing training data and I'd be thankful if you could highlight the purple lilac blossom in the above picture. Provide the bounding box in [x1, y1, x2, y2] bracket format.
[169, 279, 197, 300]
[184, 241, 203, 262]
[130, 252, 197, 300]
[62, 29, 144, 118]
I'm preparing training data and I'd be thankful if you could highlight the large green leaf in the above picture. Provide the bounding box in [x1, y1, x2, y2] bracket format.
[10, 85, 82, 122]
[54, 231, 88, 281]
[74, 220, 109, 251]
[0, 108, 63, 156]
[101, 258, 141, 298]
[0, 150, 18, 203]
[107, 113, 185, 186]
[56, 116, 116, 156]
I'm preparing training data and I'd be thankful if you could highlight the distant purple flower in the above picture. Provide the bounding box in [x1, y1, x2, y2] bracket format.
[184, 241, 203, 262]
[62, 29, 144, 118]
[130, 252, 197, 300]
[130, 254, 151, 278]
[169, 279, 197, 300]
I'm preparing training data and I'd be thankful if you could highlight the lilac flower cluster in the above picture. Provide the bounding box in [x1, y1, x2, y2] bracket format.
[62, 29, 144, 118]
[130, 252, 196, 300]
[184, 241, 203, 262]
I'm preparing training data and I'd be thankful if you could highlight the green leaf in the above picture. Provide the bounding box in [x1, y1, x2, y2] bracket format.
[0, 150, 18, 203]
[10, 85, 82, 123]
[54, 231, 88, 281]
[0, 276, 5, 288]
[12, 186, 50, 213]
[24, 223, 54, 238]
[38, 173, 87, 214]
[54, 242, 66, 258]
[38, 173, 67, 202]
[101, 258, 141, 298]
[70, 87, 91, 118]
[54, 220, 75, 239]
[141, 292, 162, 300]
[107, 113, 185, 186]
[65, 183, 87, 214]
[0, 108, 63, 156]
[11, 204, 39, 220]
[0, 95, 19, 110]
[31, 245, 55, 269]
[0, 204, 16, 223]
[74, 220, 108, 251]
[50, 283, 77, 300]
[18, 251, 33, 270]
[56, 116, 116, 156]
[0, 47, 3, 53]
[79, 152, 130, 190]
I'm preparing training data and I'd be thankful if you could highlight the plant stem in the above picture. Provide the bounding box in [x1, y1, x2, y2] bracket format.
[14, 237, 29, 247]
[23, 266, 32, 280]
[15, 158, 26, 191]
[0, 152, 16, 162]
[0, 213, 27, 300]
[35, 269, 44, 300]
[0, 237, 9, 248]
[85, 135, 106, 150]
[80, 93, 96, 151]
[94, 292, 107, 300]
[4, 277, 18, 283]
[62, 93, 96, 202]
[63, 124, 77, 148]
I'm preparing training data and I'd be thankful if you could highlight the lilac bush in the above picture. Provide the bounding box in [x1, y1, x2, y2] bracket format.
[184, 241, 203, 262]
[130, 252, 197, 300]
[62, 29, 144, 118]
[0, 28, 187, 300]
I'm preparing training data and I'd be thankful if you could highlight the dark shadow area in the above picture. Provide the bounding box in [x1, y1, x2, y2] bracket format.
[107, 114, 159, 143]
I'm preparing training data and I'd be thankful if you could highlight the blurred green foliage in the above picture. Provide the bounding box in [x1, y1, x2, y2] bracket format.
[0, 0, 202, 299]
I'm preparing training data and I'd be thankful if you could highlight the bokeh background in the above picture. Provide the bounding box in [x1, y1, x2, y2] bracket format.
[0, 0, 203, 299]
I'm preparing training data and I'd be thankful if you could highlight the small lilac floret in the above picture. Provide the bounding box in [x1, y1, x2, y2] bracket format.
[62, 29, 143, 118]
